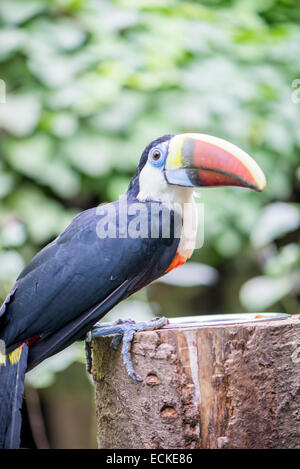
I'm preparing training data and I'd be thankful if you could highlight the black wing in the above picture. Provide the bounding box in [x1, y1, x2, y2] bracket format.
[0, 201, 180, 362]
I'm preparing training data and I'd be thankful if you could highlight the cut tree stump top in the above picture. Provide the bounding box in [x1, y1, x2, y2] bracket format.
[91, 314, 300, 449]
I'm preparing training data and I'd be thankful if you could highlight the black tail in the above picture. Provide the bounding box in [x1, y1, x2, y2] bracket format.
[0, 343, 28, 449]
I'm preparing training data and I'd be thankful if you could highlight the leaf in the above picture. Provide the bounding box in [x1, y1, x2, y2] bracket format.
[0, 95, 41, 136]
[0, 250, 25, 282]
[264, 243, 300, 276]
[0, 0, 45, 25]
[4, 135, 80, 197]
[29, 18, 86, 52]
[63, 135, 115, 176]
[9, 186, 77, 243]
[0, 28, 26, 60]
[0, 219, 26, 247]
[239, 274, 298, 310]
[251, 202, 300, 247]
[0, 173, 14, 198]
[158, 262, 219, 287]
[25, 343, 84, 389]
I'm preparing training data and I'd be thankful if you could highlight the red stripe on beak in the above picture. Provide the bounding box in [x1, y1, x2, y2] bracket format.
[193, 140, 259, 189]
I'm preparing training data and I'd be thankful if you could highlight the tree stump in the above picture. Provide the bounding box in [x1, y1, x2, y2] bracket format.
[91, 315, 300, 449]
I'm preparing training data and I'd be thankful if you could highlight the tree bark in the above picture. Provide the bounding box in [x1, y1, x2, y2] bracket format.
[91, 315, 300, 449]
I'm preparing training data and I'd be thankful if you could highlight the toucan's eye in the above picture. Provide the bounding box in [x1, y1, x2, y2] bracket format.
[151, 148, 162, 162]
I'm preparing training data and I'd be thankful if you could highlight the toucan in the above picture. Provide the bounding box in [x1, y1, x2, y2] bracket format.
[0, 133, 266, 448]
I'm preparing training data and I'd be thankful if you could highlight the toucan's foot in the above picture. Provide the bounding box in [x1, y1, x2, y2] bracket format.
[86, 317, 168, 382]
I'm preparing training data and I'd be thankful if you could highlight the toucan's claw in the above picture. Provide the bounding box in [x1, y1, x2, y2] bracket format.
[86, 317, 168, 381]
[111, 334, 122, 350]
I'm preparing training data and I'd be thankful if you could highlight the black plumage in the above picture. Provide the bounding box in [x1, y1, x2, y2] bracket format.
[0, 344, 28, 449]
[0, 131, 267, 448]
[0, 135, 179, 366]
[0, 134, 181, 448]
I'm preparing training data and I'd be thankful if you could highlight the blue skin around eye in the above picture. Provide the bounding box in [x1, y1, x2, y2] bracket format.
[148, 143, 168, 168]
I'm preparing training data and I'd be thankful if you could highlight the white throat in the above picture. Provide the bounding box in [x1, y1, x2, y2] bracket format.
[137, 164, 198, 258]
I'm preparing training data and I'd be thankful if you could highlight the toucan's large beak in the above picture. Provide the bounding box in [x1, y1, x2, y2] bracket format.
[164, 133, 266, 192]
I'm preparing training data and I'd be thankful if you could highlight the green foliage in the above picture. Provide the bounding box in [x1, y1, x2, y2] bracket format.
[0, 0, 299, 334]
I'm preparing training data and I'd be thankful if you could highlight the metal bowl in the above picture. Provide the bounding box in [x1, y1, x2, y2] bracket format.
[164, 312, 291, 328]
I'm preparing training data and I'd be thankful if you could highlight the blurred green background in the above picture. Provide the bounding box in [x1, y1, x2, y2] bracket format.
[0, 0, 299, 448]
